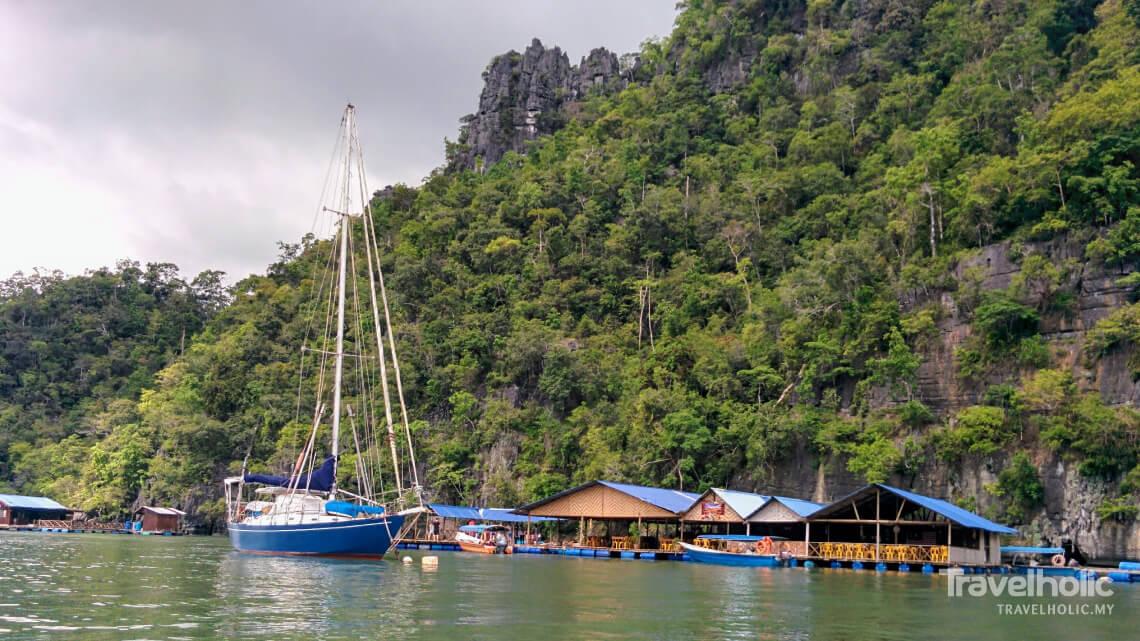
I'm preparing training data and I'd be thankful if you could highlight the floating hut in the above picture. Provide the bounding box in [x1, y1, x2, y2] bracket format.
[515, 480, 698, 553]
[680, 488, 769, 535]
[411, 503, 558, 544]
[804, 484, 1016, 567]
[743, 496, 825, 556]
[0, 494, 72, 528]
[133, 506, 185, 534]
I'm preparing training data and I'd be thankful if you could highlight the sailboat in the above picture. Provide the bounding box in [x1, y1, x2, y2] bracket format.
[224, 104, 425, 557]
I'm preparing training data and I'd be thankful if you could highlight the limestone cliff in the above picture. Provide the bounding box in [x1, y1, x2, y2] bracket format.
[451, 39, 629, 171]
[769, 235, 1140, 562]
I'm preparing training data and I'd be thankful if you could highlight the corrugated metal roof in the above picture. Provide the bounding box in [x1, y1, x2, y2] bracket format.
[428, 503, 481, 520]
[597, 481, 700, 514]
[515, 480, 700, 515]
[0, 494, 69, 511]
[138, 506, 186, 516]
[428, 504, 558, 523]
[808, 484, 1017, 535]
[879, 484, 1018, 534]
[478, 508, 557, 523]
[765, 496, 824, 518]
[707, 488, 770, 519]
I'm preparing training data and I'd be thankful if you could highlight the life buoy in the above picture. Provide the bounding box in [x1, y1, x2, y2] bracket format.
[756, 536, 773, 554]
[1051, 554, 1066, 567]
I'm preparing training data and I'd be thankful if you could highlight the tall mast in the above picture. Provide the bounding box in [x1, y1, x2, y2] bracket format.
[329, 105, 353, 495]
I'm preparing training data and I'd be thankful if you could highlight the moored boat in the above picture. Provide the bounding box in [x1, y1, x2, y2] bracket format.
[679, 535, 789, 567]
[455, 524, 513, 554]
[223, 104, 425, 557]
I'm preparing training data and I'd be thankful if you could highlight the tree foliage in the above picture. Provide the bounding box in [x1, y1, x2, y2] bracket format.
[3, 0, 1140, 520]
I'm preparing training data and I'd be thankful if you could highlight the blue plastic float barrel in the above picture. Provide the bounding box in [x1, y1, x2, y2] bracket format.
[804, 561, 815, 569]
[1118, 561, 1140, 571]
[831, 561, 841, 569]
[922, 563, 934, 574]
[875, 562, 887, 572]
[898, 563, 910, 572]
[1108, 572, 1131, 583]
[852, 561, 864, 570]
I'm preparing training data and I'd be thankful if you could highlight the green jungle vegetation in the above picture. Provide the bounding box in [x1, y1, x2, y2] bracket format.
[2, 0, 1139, 527]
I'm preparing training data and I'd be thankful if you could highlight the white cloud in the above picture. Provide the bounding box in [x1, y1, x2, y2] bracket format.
[0, 1, 677, 281]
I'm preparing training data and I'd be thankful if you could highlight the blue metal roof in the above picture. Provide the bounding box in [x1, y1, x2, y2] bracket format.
[478, 508, 557, 524]
[759, 496, 824, 519]
[878, 485, 1018, 534]
[597, 481, 700, 514]
[702, 488, 770, 519]
[428, 503, 482, 520]
[0, 494, 69, 511]
[428, 503, 557, 523]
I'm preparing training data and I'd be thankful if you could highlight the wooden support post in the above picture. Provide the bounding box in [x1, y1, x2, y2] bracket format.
[746, 521, 751, 536]
[875, 489, 881, 562]
[526, 515, 531, 544]
[637, 515, 642, 548]
[579, 515, 584, 545]
[805, 522, 810, 553]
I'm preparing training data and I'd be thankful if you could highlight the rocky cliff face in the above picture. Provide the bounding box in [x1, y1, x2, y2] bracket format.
[451, 39, 629, 171]
[737, 234, 1139, 561]
[907, 236, 1139, 414]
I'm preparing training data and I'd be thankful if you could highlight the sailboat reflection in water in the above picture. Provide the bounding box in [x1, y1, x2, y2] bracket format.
[224, 104, 426, 557]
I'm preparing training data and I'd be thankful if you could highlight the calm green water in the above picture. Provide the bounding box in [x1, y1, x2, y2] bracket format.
[0, 533, 1136, 640]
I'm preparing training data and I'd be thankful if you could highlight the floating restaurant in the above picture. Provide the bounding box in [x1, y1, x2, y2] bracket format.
[802, 484, 1017, 568]
[514, 480, 699, 557]
[508, 480, 1019, 570]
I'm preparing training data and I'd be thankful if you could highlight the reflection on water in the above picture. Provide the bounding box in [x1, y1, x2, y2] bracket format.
[0, 532, 1136, 640]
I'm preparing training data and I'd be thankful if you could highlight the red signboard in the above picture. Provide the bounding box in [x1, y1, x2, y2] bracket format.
[701, 501, 725, 517]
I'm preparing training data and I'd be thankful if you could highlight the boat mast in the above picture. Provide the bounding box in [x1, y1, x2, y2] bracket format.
[329, 105, 354, 496]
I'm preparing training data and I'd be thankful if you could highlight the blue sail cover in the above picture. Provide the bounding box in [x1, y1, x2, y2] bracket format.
[244, 456, 336, 492]
[325, 501, 385, 517]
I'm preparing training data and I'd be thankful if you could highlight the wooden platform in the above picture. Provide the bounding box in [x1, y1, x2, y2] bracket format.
[397, 539, 461, 551]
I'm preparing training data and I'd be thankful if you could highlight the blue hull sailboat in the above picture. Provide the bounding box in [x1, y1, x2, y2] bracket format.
[229, 515, 406, 557]
[224, 104, 425, 557]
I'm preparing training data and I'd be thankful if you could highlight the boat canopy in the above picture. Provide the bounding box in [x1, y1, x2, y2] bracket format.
[325, 501, 385, 518]
[695, 534, 789, 541]
[1001, 546, 1064, 555]
[459, 524, 510, 533]
[243, 456, 336, 493]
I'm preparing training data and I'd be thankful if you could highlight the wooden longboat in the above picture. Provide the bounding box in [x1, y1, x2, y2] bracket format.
[455, 524, 513, 555]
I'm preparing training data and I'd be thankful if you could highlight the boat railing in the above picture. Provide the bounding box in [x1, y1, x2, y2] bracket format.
[808, 542, 949, 563]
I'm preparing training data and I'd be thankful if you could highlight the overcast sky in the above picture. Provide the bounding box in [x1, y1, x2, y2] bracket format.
[0, 1, 677, 282]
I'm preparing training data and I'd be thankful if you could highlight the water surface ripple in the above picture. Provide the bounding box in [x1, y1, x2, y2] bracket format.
[0, 533, 1136, 640]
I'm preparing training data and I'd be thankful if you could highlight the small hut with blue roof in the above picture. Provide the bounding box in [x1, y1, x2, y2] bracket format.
[0, 494, 72, 529]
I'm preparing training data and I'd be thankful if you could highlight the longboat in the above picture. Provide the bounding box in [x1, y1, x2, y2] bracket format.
[679, 535, 789, 567]
[455, 524, 513, 555]
[224, 104, 426, 557]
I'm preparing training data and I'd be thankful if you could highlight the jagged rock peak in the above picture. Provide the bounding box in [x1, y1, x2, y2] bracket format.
[451, 39, 631, 172]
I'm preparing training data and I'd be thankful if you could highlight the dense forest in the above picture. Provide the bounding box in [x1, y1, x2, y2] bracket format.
[2, 0, 1139, 538]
